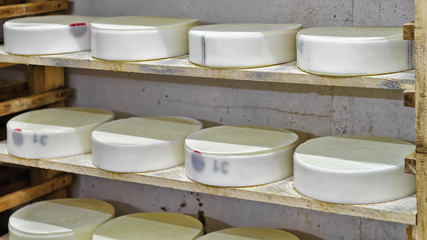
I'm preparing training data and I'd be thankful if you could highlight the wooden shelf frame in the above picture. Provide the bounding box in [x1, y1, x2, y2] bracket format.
[0, 46, 415, 90]
[0, 0, 68, 19]
[0, 141, 416, 225]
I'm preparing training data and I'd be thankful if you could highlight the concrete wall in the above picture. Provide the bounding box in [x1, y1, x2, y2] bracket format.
[3, 0, 415, 239]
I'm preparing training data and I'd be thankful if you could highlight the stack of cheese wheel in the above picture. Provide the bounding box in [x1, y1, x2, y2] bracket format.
[93, 212, 203, 240]
[296, 27, 413, 76]
[8, 199, 115, 240]
[185, 125, 299, 187]
[90, 16, 199, 61]
[293, 136, 415, 204]
[7, 108, 114, 159]
[3, 15, 98, 55]
[189, 23, 302, 68]
[189, 24, 301, 68]
[91, 116, 202, 172]
[198, 227, 300, 240]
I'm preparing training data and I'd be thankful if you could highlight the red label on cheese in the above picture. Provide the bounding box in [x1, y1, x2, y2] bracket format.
[69, 23, 87, 27]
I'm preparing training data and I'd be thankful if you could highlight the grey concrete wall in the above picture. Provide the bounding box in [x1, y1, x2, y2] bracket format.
[0, 0, 411, 239]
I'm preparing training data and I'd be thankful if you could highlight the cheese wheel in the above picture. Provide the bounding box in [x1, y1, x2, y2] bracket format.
[93, 212, 203, 240]
[8, 198, 115, 240]
[185, 125, 299, 187]
[91, 116, 202, 172]
[189, 23, 302, 68]
[91, 16, 199, 61]
[198, 227, 300, 240]
[296, 27, 413, 76]
[294, 136, 415, 204]
[7, 108, 114, 159]
[4, 15, 98, 55]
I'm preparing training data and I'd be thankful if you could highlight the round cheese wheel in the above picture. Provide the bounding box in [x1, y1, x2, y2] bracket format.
[91, 16, 199, 61]
[198, 227, 300, 240]
[8, 198, 115, 240]
[296, 27, 413, 76]
[7, 108, 114, 159]
[189, 23, 302, 68]
[294, 136, 415, 204]
[93, 212, 203, 240]
[91, 116, 202, 172]
[185, 125, 299, 187]
[4, 15, 98, 55]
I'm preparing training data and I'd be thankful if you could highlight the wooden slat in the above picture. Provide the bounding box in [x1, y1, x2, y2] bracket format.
[407, 225, 417, 240]
[406, 151, 417, 175]
[0, 46, 416, 90]
[404, 90, 416, 107]
[0, 88, 70, 117]
[0, 179, 29, 196]
[0, 0, 68, 18]
[0, 174, 72, 212]
[0, 142, 417, 225]
[404, 22, 415, 40]
[0, 63, 15, 68]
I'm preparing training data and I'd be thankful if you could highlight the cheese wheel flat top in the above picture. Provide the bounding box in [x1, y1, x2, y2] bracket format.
[8, 108, 113, 131]
[4, 15, 98, 29]
[92, 116, 202, 145]
[9, 199, 115, 235]
[185, 125, 298, 155]
[295, 136, 414, 171]
[93, 212, 203, 240]
[190, 23, 302, 35]
[298, 27, 403, 40]
[91, 16, 198, 30]
[198, 227, 300, 240]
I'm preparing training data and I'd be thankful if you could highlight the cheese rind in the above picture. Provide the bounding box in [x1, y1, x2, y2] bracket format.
[198, 227, 300, 240]
[185, 125, 299, 187]
[4, 15, 98, 55]
[296, 27, 413, 76]
[189, 23, 302, 68]
[93, 212, 203, 240]
[293, 136, 416, 204]
[8, 198, 115, 240]
[90, 16, 199, 61]
[6, 108, 114, 159]
[91, 116, 202, 172]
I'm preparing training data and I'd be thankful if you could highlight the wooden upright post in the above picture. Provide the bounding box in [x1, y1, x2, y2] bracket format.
[415, 0, 427, 239]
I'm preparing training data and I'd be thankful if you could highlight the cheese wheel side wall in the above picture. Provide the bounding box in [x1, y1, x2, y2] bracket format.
[297, 35, 413, 76]
[91, 24, 197, 61]
[184, 143, 297, 187]
[4, 25, 91, 55]
[293, 156, 416, 204]
[91, 136, 186, 172]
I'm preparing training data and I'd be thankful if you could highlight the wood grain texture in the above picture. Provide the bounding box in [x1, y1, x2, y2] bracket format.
[404, 22, 415, 40]
[0, 46, 415, 90]
[407, 225, 417, 240]
[0, 173, 72, 212]
[0, 88, 70, 117]
[0, 141, 416, 225]
[406, 151, 417, 175]
[0, 0, 68, 18]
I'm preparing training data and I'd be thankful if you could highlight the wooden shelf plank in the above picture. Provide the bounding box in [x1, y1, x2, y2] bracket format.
[0, 141, 416, 225]
[404, 22, 415, 40]
[406, 151, 417, 175]
[404, 90, 416, 107]
[0, 46, 415, 90]
[0, 0, 68, 19]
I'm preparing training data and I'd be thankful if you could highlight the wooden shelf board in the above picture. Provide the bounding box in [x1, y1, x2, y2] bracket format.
[0, 46, 415, 90]
[0, 0, 68, 19]
[0, 141, 416, 225]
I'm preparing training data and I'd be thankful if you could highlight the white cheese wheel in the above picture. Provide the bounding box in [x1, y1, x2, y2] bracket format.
[294, 136, 415, 204]
[198, 227, 300, 240]
[7, 108, 114, 159]
[185, 125, 299, 187]
[93, 212, 203, 240]
[4, 15, 98, 55]
[8, 198, 115, 240]
[189, 23, 302, 68]
[91, 16, 199, 61]
[296, 27, 413, 76]
[91, 116, 202, 172]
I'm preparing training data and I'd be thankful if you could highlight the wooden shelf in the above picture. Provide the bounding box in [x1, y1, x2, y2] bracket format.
[0, 141, 416, 225]
[0, 46, 415, 90]
[0, 0, 68, 19]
